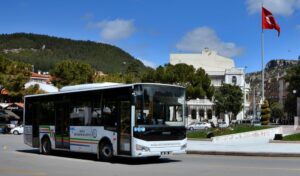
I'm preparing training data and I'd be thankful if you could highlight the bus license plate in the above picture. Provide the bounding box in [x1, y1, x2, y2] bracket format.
[161, 151, 172, 155]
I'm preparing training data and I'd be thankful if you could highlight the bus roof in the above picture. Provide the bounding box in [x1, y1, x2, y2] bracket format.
[24, 83, 185, 98]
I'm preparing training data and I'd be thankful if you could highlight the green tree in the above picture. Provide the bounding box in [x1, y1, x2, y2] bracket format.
[23, 84, 46, 96]
[94, 74, 124, 83]
[125, 61, 140, 77]
[284, 63, 300, 117]
[50, 60, 95, 88]
[261, 100, 271, 125]
[0, 56, 31, 101]
[214, 84, 243, 120]
[0, 33, 147, 73]
[95, 73, 141, 84]
[141, 68, 156, 82]
[141, 63, 214, 99]
[270, 102, 284, 123]
[189, 68, 214, 99]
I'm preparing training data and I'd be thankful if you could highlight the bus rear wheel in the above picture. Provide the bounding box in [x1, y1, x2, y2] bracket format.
[98, 142, 113, 162]
[41, 138, 51, 155]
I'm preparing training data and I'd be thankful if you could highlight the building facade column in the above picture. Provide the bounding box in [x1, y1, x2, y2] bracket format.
[204, 107, 207, 120]
[196, 107, 200, 122]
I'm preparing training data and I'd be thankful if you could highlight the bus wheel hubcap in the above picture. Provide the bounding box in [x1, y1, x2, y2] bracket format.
[102, 146, 111, 157]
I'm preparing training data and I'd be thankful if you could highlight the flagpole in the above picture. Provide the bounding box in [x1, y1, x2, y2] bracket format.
[261, 29, 265, 102]
[261, 0, 265, 102]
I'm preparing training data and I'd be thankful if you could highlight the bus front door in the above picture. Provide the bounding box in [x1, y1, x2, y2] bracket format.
[55, 103, 70, 150]
[118, 101, 131, 155]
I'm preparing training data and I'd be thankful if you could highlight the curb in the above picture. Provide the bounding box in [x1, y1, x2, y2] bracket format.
[187, 150, 300, 157]
[188, 138, 213, 141]
[269, 140, 300, 144]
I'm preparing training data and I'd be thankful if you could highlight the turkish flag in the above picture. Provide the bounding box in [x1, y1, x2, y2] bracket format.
[262, 7, 280, 36]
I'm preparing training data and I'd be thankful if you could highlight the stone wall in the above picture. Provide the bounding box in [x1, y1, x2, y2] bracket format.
[212, 127, 283, 144]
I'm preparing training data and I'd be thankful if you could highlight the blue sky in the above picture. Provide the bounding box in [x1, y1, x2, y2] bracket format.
[1, 0, 300, 73]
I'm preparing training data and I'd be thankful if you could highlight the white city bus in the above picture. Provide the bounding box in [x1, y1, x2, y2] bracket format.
[24, 83, 187, 161]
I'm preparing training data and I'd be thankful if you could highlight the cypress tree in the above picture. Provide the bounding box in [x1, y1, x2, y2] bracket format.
[261, 100, 271, 125]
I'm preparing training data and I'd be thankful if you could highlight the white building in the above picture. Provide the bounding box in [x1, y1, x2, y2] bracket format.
[25, 72, 58, 93]
[170, 48, 250, 125]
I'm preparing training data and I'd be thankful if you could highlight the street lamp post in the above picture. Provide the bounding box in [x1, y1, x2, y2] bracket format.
[293, 90, 300, 129]
[252, 88, 256, 119]
[243, 66, 247, 119]
[293, 90, 300, 117]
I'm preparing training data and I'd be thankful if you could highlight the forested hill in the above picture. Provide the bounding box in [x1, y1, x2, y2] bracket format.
[0, 33, 147, 73]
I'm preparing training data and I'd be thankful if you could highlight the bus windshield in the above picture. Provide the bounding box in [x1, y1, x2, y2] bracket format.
[134, 85, 185, 127]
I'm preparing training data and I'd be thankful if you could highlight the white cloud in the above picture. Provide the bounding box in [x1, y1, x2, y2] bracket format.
[89, 19, 136, 41]
[246, 0, 300, 16]
[138, 58, 157, 68]
[176, 27, 243, 58]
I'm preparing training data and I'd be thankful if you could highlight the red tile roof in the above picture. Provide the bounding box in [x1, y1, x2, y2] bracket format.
[0, 89, 8, 95]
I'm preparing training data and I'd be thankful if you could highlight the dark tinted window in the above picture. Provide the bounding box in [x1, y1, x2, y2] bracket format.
[69, 92, 92, 126]
[135, 85, 185, 126]
[39, 101, 55, 125]
[24, 99, 33, 125]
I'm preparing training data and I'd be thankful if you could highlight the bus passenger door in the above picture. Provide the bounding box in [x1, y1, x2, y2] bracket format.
[118, 101, 131, 155]
[55, 103, 70, 150]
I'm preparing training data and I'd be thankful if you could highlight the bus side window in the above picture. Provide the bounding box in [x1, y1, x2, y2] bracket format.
[101, 102, 117, 131]
[70, 107, 85, 126]
[91, 108, 102, 126]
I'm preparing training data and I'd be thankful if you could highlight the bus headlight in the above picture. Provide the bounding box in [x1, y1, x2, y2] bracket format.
[181, 143, 187, 150]
[136, 144, 150, 152]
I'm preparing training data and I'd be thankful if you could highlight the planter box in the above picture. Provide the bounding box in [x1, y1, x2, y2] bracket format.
[211, 127, 282, 144]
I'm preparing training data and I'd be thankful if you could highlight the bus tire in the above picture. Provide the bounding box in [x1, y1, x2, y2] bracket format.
[41, 137, 51, 155]
[98, 142, 113, 162]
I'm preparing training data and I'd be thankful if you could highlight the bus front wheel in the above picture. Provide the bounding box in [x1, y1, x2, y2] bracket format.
[98, 142, 113, 162]
[41, 138, 51, 155]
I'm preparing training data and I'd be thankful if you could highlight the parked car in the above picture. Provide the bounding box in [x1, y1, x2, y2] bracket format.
[0, 110, 10, 120]
[218, 122, 228, 128]
[0, 124, 6, 134]
[251, 120, 261, 126]
[10, 125, 24, 135]
[187, 122, 211, 130]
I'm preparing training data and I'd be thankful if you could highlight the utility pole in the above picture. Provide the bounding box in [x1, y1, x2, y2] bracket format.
[243, 66, 247, 119]
[253, 88, 256, 119]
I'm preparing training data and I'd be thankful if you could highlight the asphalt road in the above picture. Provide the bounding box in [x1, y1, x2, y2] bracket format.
[1, 135, 300, 176]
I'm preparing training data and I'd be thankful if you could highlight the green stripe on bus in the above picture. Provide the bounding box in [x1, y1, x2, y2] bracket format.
[55, 136, 70, 140]
[39, 125, 50, 129]
[70, 138, 99, 142]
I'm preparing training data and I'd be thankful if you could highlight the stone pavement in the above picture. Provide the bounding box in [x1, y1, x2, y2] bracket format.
[187, 140, 300, 156]
[187, 126, 300, 157]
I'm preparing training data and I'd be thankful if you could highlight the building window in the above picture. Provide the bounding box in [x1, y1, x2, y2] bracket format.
[191, 109, 196, 120]
[232, 76, 237, 85]
[207, 109, 212, 119]
[199, 109, 204, 121]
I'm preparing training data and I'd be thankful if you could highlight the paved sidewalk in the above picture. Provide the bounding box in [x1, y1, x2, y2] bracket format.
[187, 140, 300, 157]
[187, 126, 300, 157]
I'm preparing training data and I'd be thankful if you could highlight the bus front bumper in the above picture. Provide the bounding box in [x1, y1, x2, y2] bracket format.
[132, 138, 187, 157]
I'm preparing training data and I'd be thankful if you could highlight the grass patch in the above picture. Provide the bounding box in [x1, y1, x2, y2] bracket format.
[187, 125, 272, 139]
[282, 133, 300, 141]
